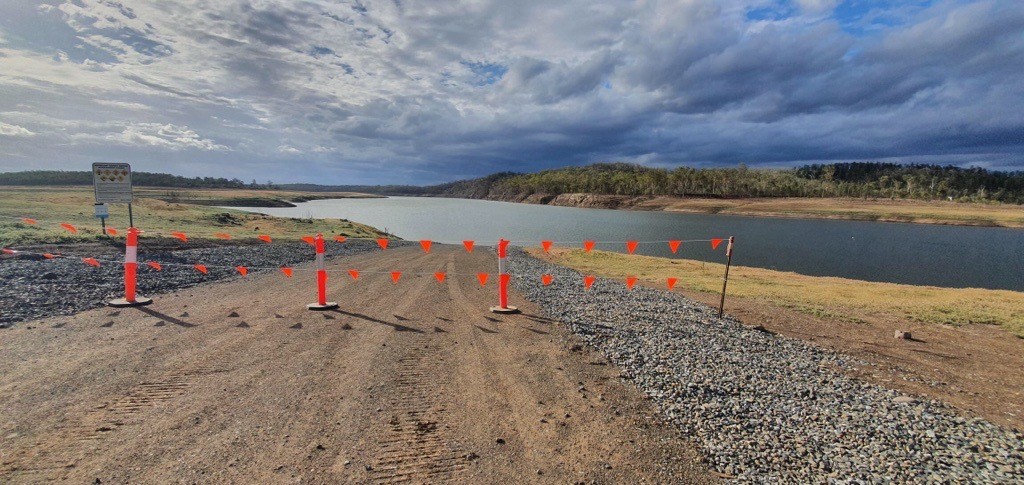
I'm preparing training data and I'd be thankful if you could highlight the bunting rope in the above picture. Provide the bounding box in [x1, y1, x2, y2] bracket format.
[2, 213, 737, 312]
[0, 214, 726, 250]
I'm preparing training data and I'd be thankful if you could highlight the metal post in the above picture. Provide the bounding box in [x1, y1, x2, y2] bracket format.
[718, 236, 735, 318]
[128, 203, 134, 228]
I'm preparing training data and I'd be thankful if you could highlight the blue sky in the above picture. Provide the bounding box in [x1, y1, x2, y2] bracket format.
[0, 0, 1021, 184]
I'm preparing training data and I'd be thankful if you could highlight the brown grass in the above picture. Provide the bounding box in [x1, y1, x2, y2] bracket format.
[0, 186, 387, 245]
[530, 247, 1024, 338]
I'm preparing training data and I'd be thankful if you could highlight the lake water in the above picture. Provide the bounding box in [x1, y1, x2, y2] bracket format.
[229, 197, 1024, 291]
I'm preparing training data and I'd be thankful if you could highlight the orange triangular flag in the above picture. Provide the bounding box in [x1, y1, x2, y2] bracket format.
[258, 235, 272, 243]
[625, 276, 638, 290]
[194, 264, 208, 274]
[147, 261, 162, 271]
[301, 236, 315, 246]
[583, 241, 595, 252]
[434, 272, 446, 283]
[377, 239, 389, 250]
[82, 257, 99, 267]
[541, 240, 553, 253]
[463, 240, 475, 253]
[61, 223, 78, 234]
[280, 267, 293, 277]
[235, 266, 248, 276]
[625, 241, 639, 254]
[334, 235, 347, 243]
[583, 275, 596, 290]
[171, 232, 188, 242]
[42, 253, 56, 260]
[668, 240, 681, 253]
[21, 218, 37, 225]
[348, 269, 360, 280]
[420, 240, 432, 253]
[711, 238, 724, 250]
[666, 278, 678, 290]
[541, 274, 554, 286]
[105, 227, 118, 236]
[390, 271, 401, 283]
[214, 233, 231, 240]
[477, 273, 490, 286]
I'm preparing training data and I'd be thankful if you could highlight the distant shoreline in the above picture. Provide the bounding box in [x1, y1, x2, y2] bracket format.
[407, 193, 1024, 229]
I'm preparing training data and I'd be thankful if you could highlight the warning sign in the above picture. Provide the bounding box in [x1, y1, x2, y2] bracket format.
[92, 163, 133, 204]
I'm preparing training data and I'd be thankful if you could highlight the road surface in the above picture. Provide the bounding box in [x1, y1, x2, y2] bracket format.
[0, 245, 710, 483]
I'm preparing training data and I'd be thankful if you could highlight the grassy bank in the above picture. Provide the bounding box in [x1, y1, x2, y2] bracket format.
[529, 248, 1024, 338]
[0, 186, 388, 245]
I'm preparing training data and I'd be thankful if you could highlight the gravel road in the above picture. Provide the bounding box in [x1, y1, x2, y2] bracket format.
[0, 240, 395, 326]
[0, 245, 708, 483]
[506, 248, 1024, 483]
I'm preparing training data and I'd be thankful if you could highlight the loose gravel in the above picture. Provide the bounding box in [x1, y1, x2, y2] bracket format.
[506, 249, 1024, 483]
[0, 240, 395, 326]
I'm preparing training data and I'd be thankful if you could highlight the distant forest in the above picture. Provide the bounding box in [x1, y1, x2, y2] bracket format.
[0, 171, 259, 189]
[2, 162, 1023, 204]
[416, 163, 1024, 203]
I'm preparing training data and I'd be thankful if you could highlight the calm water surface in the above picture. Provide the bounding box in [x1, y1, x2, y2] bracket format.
[229, 197, 1024, 291]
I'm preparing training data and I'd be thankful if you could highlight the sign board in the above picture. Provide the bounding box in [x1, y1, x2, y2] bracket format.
[94, 203, 109, 219]
[92, 163, 133, 204]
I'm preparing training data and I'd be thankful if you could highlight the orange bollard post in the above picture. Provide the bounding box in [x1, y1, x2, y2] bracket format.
[108, 227, 153, 307]
[307, 233, 339, 311]
[490, 238, 520, 314]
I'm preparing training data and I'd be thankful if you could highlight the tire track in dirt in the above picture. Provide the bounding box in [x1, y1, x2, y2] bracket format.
[1, 250, 439, 481]
[0, 364, 228, 478]
[364, 249, 469, 484]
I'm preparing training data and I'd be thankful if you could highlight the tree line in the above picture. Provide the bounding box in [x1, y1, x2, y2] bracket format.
[0, 170, 276, 189]
[415, 162, 1024, 204]
[2, 163, 1022, 203]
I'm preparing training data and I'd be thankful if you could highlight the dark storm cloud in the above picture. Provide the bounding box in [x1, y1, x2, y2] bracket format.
[0, 0, 1021, 184]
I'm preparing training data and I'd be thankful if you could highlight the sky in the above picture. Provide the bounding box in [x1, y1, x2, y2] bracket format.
[0, 0, 1021, 185]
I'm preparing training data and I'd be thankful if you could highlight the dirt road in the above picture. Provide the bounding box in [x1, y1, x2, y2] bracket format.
[0, 245, 710, 483]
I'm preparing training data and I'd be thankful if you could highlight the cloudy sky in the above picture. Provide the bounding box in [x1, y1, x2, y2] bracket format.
[0, 0, 1021, 184]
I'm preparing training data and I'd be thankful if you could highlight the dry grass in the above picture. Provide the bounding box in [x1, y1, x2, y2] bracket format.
[530, 247, 1024, 338]
[0, 186, 387, 245]
[637, 197, 1024, 228]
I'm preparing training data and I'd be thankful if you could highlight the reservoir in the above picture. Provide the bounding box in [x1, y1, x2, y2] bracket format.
[229, 196, 1024, 291]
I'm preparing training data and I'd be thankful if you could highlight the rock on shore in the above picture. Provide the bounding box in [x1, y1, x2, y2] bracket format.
[506, 249, 1024, 483]
[0, 240, 391, 326]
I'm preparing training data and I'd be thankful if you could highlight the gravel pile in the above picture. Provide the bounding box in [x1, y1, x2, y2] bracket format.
[0, 240, 393, 326]
[506, 249, 1024, 483]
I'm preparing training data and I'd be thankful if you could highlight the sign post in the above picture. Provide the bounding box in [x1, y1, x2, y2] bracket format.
[94, 203, 109, 235]
[92, 162, 134, 226]
[94, 163, 150, 307]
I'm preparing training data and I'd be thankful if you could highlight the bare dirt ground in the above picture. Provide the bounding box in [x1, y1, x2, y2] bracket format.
[0, 246, 711, 484]
[674, 289, 1024, 432]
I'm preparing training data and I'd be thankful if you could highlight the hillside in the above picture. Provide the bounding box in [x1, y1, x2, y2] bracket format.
[404, 163, 1024, 204]
[4, 162, 1023, 204]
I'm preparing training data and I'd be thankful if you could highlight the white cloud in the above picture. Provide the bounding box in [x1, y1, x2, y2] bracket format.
[71, 123, 229, 151]
[794, 0, 842, 14]
[0, 122, 36, 137]
[0, 0, 1021, 181]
